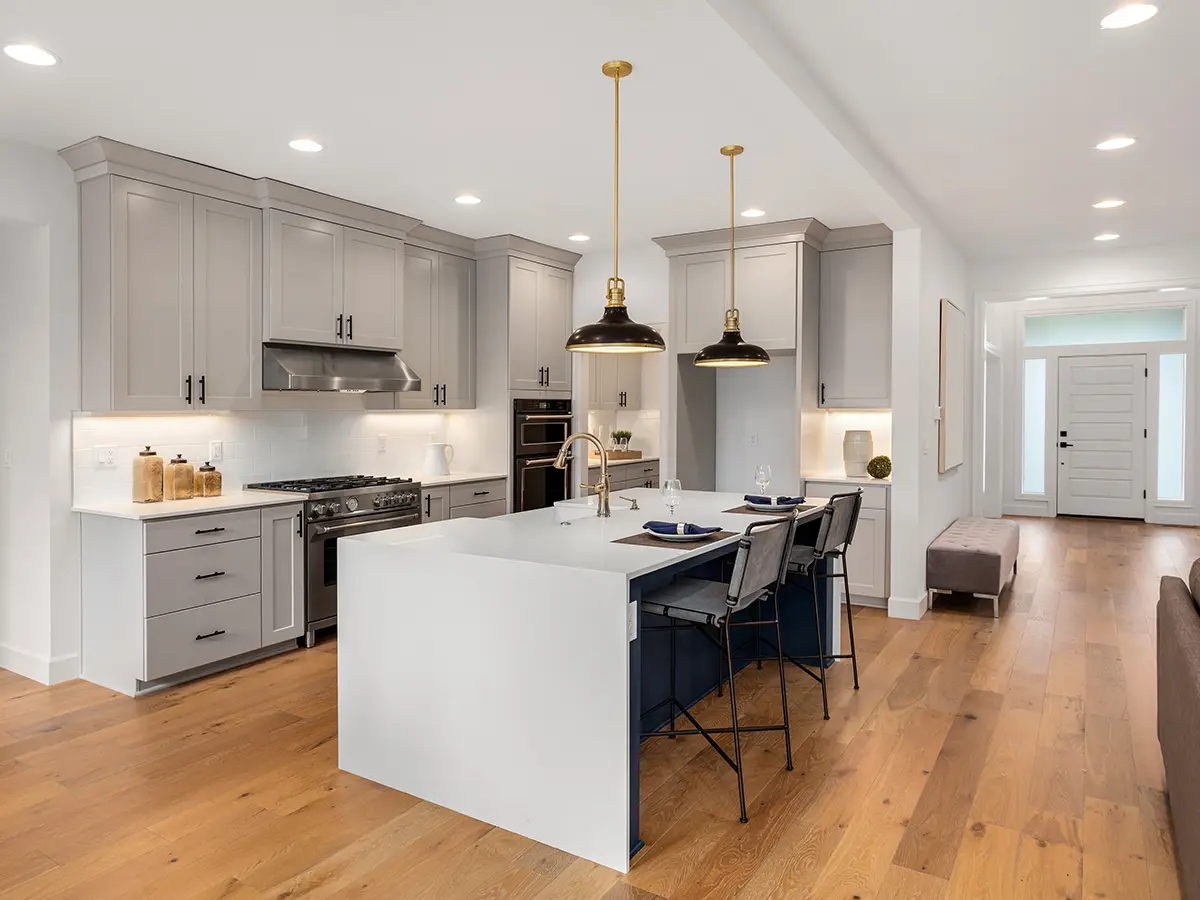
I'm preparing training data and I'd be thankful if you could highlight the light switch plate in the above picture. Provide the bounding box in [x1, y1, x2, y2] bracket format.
[377, 434, 387, 453]
[208, 440, 223, 462]
[95, 446, 116, 467]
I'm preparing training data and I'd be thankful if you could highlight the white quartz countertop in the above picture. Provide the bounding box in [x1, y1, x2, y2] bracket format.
[803, 474, 891, 486]
[72, 489, 300, 520]
[587, 456, 658, 469]
[419, 472, 507, 488]
[345, 489, 828, 580]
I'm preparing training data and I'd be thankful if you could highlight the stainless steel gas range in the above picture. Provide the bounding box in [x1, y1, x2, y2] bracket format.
[246, 475, 422, 647]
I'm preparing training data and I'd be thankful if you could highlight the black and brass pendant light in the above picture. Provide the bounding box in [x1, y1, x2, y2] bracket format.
[694, 145, 770, 368]
[565, 61, 665, 355]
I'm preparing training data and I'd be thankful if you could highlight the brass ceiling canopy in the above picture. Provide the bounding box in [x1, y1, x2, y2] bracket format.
[565, 60, 665, 355]
[694, 145, 770, 368]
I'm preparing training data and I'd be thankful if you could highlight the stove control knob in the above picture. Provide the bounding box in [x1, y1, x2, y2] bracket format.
[312, 503, 327, 517]
[372, 496, 382, 508]
[406, 492, 417, 505]
[328, 501, 340, 515]
[345, 497, 358, 512]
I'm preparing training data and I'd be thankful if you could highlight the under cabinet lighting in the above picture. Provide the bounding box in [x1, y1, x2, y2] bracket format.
[3, 44, 58, 66]
[1101, 4, 1158, 28]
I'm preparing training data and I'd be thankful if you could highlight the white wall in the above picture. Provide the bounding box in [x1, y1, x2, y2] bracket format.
[714, 356, 798, 494]
[571, 242, 669, 327]
[972, 241, 1200, 298]
[0, 139, 79, 684]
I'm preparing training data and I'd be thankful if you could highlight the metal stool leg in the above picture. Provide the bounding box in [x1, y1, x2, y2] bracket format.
[716, 639, 724, 697]
[811, 569, 829, 720]
[772, 593, 793, 770]
[723, 617, 748, 823]
[840, 557, 860, 690]
[755, 597, 763, 669]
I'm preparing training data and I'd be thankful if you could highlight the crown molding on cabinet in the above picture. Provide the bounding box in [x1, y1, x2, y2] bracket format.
[652, 217, 831, 257]
[820, 223, 893, 252]
[474, 234, 582, 270]
[255, 178, 420, 239]
[407, 224, 480, 260]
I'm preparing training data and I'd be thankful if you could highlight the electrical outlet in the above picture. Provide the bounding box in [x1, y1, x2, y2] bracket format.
[377, 434, 387, 453]
[95, 446, 117, 467]
[748, 432, 759, 446]
[2, 449, 11, 468]
[208, 440, 223, 462]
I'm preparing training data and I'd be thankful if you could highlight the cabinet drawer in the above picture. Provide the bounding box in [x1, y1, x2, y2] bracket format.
[449, 479, 506, 508]
[804, 481, 888, 511]
[144, 509, 261, 554]
[145, 537, 261, 617]
[450, 499, 506, 519]
[144, 593, 262, 681]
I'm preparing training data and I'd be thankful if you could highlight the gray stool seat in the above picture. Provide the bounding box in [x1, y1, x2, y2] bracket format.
[641, 578, 768, 627]
[926, 517, 1020, 618]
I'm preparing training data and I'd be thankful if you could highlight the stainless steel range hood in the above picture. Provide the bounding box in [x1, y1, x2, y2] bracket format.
[262, 343, 421, 392]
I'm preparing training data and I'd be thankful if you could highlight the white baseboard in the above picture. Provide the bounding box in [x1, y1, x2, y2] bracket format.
[887, 593, 929, 621]
[0, 643, 80, 686]
[1147, 509, 1200, 527]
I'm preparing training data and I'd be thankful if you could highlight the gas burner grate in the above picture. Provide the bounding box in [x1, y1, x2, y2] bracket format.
[247, 475, 414, 493]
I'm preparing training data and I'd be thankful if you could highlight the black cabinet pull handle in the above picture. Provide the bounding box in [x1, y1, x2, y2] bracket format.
[425, 495, 431, 517]
[194, 571, 225, 580]
[473, 490, 490, 496]
[1059, 441, 1074, 448]
[185, 375, 192, 405]
[199, 375, 206, 405]
[347, 314, 353, 341]
[336, 314, 344, 339]
[820, 382, 825, 405]
[440, 384, 446, 405]
[195, 629, 226, 641]
[296, 512, 302, 536]
[194, 526, 226, 535]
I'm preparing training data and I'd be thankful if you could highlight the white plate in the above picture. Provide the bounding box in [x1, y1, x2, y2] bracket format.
[745, 501, 801, 512]
[643, 529, 713, 542]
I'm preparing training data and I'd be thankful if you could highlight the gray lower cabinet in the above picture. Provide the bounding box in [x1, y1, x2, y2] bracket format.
[803, 480, 889, 601]
[80, 503, 304, 696]
[588, 460, 660, 491]
[422, 486, 451, 523]
[423, 479, 507, 523]
[396, 247, 476, 410]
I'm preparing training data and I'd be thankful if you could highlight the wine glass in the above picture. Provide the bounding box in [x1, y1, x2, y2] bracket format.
[754, 464, 772, 495]
[661, 479, 682, 519]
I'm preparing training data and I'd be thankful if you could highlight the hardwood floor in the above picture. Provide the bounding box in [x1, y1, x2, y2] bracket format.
[0, 515, 1195, 899]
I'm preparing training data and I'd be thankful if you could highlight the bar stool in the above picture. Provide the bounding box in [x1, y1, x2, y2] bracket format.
[785, 490, 863, 720]
[639, 514, 798, 823]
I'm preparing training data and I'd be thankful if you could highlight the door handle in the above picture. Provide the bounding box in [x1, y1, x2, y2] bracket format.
[336, 314, 344, 340]
[185, 375, 192, 405]
[425, 494, 431, 517]
[347, 314, 353, 341]
[199, 375, 206, 405]
[1059, 441, 1073, 448]
[440, 384, 446, 405]
[194, 571, 226, 580]
[195, 629, 226, 641]
[297, 512, 302, 536]
[194, 526, 226, 535]
[820, 382, 825, 405]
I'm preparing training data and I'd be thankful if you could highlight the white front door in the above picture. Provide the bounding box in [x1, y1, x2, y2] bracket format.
[1056, 354, 1147, 519]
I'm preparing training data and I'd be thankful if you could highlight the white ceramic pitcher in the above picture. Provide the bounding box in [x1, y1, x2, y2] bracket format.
[424, 442, 454, 477]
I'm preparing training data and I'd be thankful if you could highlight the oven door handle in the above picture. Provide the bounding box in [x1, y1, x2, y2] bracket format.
[309, 512, 420, 538]
[518, 414, 573, 421]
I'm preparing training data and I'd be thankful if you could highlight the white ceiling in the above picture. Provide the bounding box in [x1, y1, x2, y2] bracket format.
[0, 0, 881, 251]
[756, 0, 1200, 259]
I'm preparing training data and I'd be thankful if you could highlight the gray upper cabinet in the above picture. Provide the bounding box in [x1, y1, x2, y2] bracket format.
[819, 244, 892, 409]
[193, 196, 262, 410]
[674, 243, 797, 354]
[396, 247, 475, 410]
[80, 176, 262, 412]
[508, 257, 573, 393]
[343, 227, 404, 351]
[267, 211, 343, 346]
[589, 354, 643, 410]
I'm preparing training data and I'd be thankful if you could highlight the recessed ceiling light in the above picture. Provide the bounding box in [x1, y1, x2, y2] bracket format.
[568, 234, 590, 242]
[1101, 3, 1158, 29]
[288, 138, 322, 153]
[1096, 137, 1136, 151]
[1094, 233, 1121, 241]
[455, 195, 481, 205]
[1160, 287, 1187, 292]
[740, 208, 766, 218]
[3, 44, 58, 66]
[1025, 296, 1050, 301]
[1092, 198, 1126, 209]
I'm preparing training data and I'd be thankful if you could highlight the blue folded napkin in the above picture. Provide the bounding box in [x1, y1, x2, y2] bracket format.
[744, 495, 804, 506]
[643, 521, 721, 536]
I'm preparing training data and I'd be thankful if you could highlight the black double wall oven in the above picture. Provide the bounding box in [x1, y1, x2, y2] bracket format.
[512, 399, 573, 512]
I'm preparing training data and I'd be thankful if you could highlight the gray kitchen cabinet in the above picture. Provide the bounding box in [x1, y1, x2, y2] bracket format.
[266, 210, 343, 346]
[80, 176, 262, 412]
[343, 227, 404, 352]
[804, 479, 889, 602]
[589, 354, 643, 410]
[422, 486, 450, 523]
[193, 196, 262, 410]
[819, 244, 892, 409]
[508, 257, 573, 394]
[261, 503, 305, 643]
[396, 248, 476, 410]
[673, 244, 797, 354]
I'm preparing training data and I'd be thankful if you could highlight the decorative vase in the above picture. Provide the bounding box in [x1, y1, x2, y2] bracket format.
[843, 431, 873, 478]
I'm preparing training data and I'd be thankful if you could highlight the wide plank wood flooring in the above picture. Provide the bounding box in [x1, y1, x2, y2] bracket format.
[0, 515, 1195, 899]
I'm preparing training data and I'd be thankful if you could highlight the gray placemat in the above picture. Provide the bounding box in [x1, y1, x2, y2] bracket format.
[612, 530, 737, 548]
[722, 504, 815, 515]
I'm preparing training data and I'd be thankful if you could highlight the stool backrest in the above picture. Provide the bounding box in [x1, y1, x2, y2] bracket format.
[727, 514, 797, 612]
[810, 491, 863, 558]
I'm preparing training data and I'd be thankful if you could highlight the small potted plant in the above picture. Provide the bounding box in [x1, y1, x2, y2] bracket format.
[612, 429, 633, 453]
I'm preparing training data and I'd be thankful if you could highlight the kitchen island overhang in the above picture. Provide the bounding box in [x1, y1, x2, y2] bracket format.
[336, 491, 832, 873]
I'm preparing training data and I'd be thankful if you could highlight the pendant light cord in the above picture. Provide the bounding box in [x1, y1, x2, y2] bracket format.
[728, 148, 735, 319]
[614, 67, 620, 290]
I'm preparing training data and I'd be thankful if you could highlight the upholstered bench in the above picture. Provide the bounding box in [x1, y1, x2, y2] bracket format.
[926, 517, 1020, 618]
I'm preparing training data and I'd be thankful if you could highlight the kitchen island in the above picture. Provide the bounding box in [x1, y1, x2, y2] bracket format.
[337, 489, 833, 872]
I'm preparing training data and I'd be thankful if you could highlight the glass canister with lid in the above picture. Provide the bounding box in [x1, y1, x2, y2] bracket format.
[194, 461, 223, 498]
[164, 454, 195, 500]
[131, 446, 164, 503]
